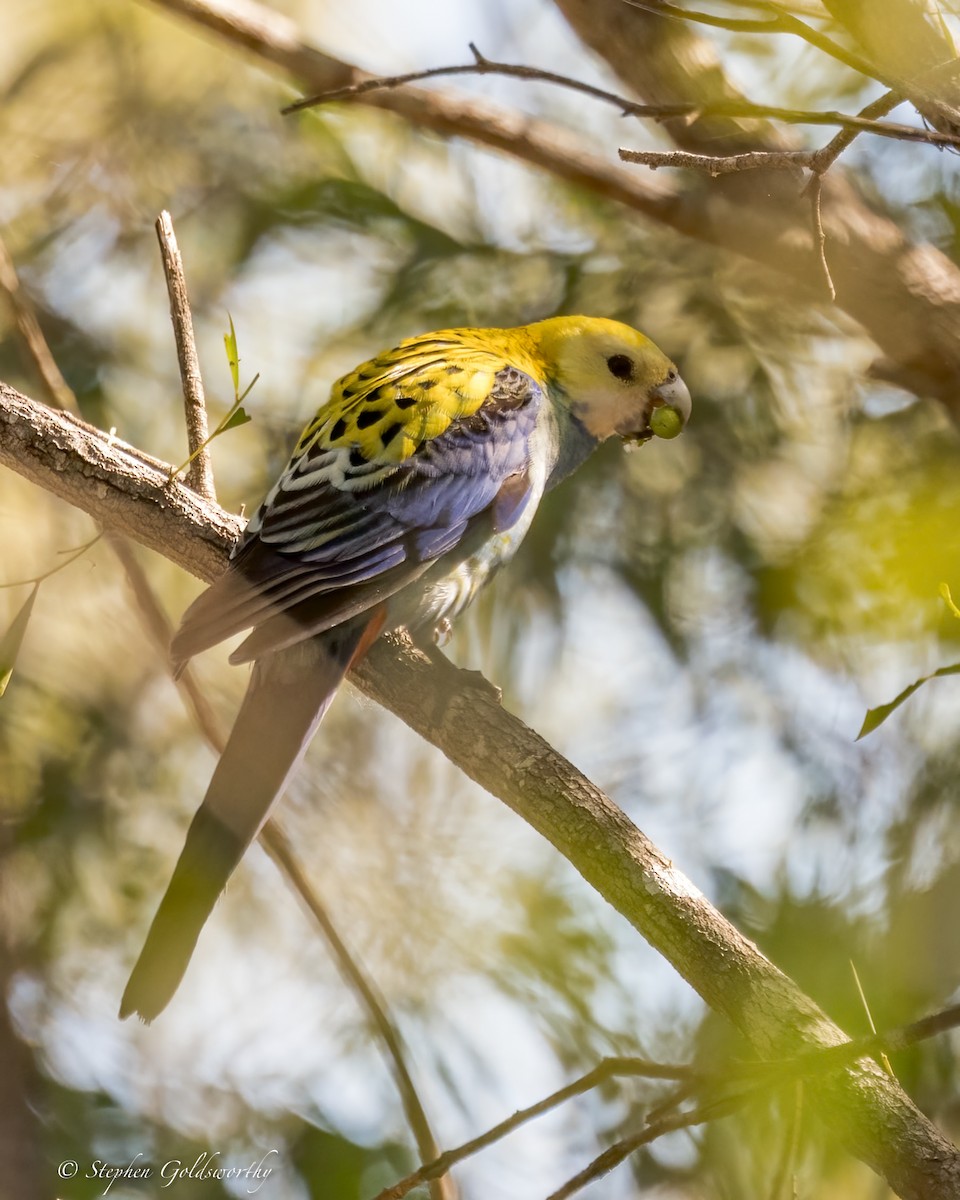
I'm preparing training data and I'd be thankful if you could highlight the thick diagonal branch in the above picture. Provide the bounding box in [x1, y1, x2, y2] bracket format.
[2, 378, 959, 1197]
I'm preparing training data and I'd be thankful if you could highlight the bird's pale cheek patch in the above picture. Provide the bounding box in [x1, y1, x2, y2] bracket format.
[569, 393, 635, 440]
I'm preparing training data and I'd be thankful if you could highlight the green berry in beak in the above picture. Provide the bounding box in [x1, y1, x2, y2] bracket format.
[650, 404, 684, 440]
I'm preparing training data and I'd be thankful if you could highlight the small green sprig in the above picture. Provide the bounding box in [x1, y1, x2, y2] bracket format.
[857, 582, 960, 738]
[170, 315, 258, 484]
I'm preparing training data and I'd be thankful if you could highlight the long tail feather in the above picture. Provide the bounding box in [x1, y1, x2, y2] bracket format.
[120, 616, 378, 1021]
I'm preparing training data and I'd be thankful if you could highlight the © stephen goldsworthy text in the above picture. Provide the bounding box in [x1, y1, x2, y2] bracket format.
[56, 1150, 277, 1195]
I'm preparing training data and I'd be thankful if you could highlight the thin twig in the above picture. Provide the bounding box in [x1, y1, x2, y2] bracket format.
[0, 536, 103, 596]
[261, 825, 456, 1200]
[668, 103, 960, 146]
[805, 89, 904, 179]
[379, 996, 960, 1200]
[618, 147, 817, 173]
[155, 211, 216, 503]
[283, 45, 960, 150]
[808, 173, 835, 301]
[656, 1001, 960, 1125]
[629, 0, 960, 137]
[850, 959, 894, 1077]
[726, 0, 825, 16]
[817, 0, 960, 135]
[544, 1098, 734, 1200]
[282, 41, 663, 118]
[371, 1056, 697, 1200]
[546, 1000, 960, 1200]
[614, 147, 827, 301]
[619, 94, 906, 307]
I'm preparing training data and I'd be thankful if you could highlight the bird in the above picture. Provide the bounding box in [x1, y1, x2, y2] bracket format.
[119, 315, 691, 1021]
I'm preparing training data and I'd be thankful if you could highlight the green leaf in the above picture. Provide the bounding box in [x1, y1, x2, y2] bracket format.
[857, 661, 960, 739]
[940, 581, 960, 620]
[0, 584, 39, 698]
[221, 406, 251, 432]
[224, 313, 240, 397]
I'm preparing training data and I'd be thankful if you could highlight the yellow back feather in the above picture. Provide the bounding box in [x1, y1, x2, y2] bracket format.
[295, 317, 676, 463]
[293, 328, 541, 464]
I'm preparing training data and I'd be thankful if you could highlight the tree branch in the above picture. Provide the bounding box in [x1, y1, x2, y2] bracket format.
[808, 172, 836, 301]
[286, 49, 960, 149]
[3, 375, 956, 1196]
[154, 210, 216, 502]
[804, 88, 904, 178]
[618, 147, 818, 172]
[372, 1056, 696, 1200]
[0, 380, 238, 579]
[381, 997, 960, 1199]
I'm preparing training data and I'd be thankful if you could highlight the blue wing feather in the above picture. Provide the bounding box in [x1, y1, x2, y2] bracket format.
[171, 367, 543, 663]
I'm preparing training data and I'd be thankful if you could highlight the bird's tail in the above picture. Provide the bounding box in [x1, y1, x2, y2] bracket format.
[120, 613, 382, 1021]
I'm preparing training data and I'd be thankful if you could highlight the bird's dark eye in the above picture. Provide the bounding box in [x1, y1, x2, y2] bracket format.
[606, 354, 634, 381]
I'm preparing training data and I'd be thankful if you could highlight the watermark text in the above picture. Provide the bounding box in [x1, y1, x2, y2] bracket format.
[57, 1149, 278, 1195]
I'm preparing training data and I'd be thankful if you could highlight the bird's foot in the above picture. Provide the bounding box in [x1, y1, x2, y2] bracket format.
[409, 629, 502, 726]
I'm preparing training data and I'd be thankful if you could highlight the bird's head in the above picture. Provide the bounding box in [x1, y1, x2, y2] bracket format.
[532, 316, 691, 444]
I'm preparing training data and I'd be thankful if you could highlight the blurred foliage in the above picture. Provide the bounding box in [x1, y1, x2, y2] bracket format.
[2, 1, 960, 1198]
